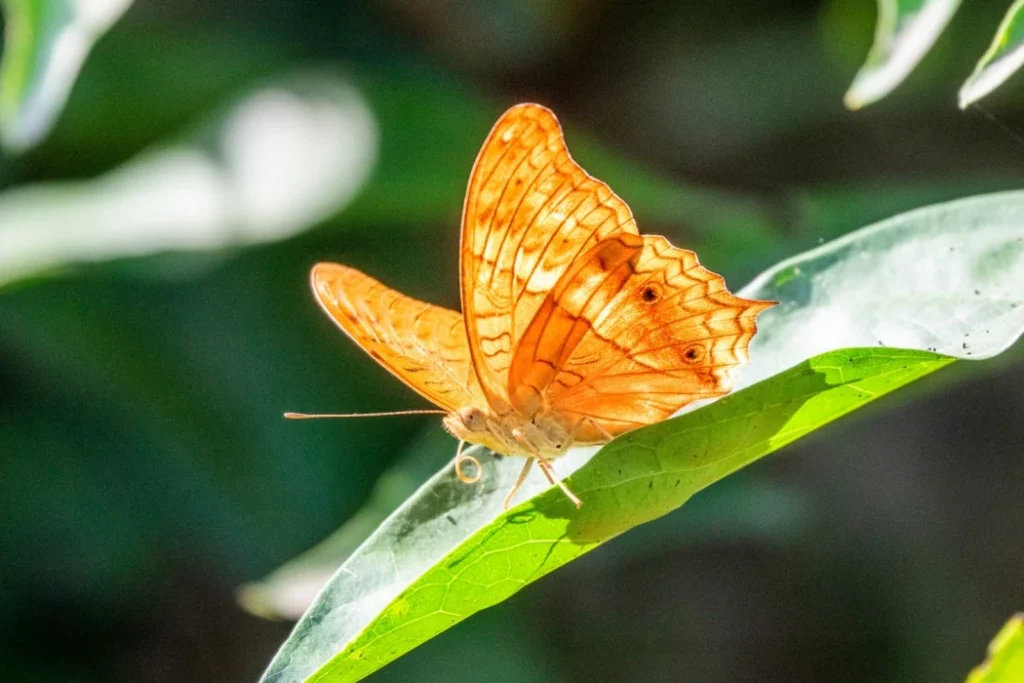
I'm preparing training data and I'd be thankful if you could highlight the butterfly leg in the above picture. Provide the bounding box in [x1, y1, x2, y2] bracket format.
[503, 458, 534, 509]
[535, 454, 583, 509]
[512, 428, 583, 508]
[584, 417, 615, 442]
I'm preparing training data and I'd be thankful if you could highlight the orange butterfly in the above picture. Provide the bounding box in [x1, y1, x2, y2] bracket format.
[301, 104, 775, 509]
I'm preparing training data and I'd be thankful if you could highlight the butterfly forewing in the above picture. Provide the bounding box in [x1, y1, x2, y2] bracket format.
[310, 263, 485, 413]
[460, 103, 639, 412]
[508, 234, 775, 443]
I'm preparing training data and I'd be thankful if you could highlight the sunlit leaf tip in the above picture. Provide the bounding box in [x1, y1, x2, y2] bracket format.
[958, 0, 1024, 109]
[844, 0, 961, 110]
[967, 614, 1024, 683]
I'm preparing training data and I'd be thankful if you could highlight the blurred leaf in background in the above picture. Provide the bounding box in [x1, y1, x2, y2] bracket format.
[0, 0, 133, 151]
[0, 71, 377, 285]
[844, 0, 961, 109]
[840, 0, 1024, 109]
[960, 0, 1024, 108]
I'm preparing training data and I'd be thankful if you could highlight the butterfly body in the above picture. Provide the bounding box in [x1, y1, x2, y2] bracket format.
[442, 406, 574, 460]
[307, 103, 775, 507]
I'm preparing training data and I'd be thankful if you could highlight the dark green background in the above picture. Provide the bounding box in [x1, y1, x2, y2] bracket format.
[1, 2, 1022, 681]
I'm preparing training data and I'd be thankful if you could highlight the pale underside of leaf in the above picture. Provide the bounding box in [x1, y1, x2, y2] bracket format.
[844, 0, 961, 110]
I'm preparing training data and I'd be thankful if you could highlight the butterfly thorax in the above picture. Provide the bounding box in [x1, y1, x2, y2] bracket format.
[443, 405, 575, 459]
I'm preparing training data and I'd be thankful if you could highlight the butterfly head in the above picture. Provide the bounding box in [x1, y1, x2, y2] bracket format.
[456, 406, 487, 431]
[443, 406, 500, 447]
[442, 406, 489, 450]
[444, 405, 534, 457]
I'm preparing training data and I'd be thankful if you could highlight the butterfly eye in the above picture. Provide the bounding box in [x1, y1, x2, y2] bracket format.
[459, 406, 487, 431]
[683, 345, 705, 363]
[641, 286, 660, 303]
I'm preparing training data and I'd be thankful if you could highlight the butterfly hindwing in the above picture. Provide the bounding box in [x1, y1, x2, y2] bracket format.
[460, 103, 639, 412]
[508, 234, 775, 442]
[311, 263, 485, 413]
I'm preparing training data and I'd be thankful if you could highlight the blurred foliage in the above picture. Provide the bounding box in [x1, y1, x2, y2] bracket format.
[1, 2, 1023, 683]
[0, 0, 133, 151]
[0, 71, 378, 286]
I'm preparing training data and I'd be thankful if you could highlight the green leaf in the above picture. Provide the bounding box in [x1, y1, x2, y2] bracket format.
[959, 0, 1024, 108]
[300, 349, 959, 683]
[0, 0, 133, 151]
[967, 615, 1024, 683]
[844, 0, 961, 110]
[261, 191, 1024, 682]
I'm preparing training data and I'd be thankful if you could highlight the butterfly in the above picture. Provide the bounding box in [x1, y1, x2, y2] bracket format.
[301, 103, 775, 509]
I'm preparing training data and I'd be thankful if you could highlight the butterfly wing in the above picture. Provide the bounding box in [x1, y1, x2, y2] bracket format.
[311, 263, 485, 413]
[507, 234, 775, 442]
[460, 103, 639, 412]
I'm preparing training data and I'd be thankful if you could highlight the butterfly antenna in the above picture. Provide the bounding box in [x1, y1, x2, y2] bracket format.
[454, 439, 482, 484]
[284, 409, 447, 419]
